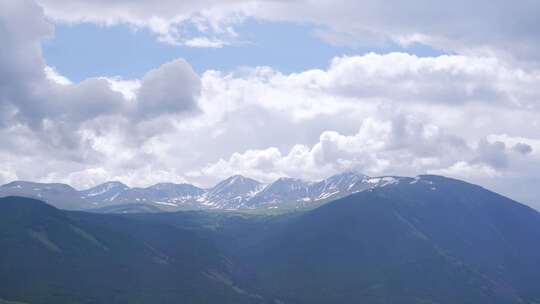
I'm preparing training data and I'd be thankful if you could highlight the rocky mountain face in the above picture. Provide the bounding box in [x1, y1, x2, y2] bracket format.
[102, 183, 206, 209]
[80, 181, 130, 205]
[0, 172, 483, 212]
[198, 175, 265, 209]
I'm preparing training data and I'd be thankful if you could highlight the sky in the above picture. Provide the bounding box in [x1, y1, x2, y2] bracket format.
[1, 0, 540, 208]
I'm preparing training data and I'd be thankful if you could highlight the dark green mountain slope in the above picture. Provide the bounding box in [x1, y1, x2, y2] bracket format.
[0, 196, 261, 304]
[238, 176, 540, 304]
[2, 174, 540, 304]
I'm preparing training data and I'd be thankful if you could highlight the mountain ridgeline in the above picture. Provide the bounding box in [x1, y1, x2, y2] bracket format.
[0, 172, 401, 212]
[1, 175, 540, 303]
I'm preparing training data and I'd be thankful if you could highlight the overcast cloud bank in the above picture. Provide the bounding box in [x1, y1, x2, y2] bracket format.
[1, 0, 539, 207]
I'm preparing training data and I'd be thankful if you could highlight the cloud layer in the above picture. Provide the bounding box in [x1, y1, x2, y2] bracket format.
[1, 0, 540, 208]
[36, 0, 540, 63]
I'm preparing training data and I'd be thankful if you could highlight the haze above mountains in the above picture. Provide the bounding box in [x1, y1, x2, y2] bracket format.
[0, 171, 417, 212]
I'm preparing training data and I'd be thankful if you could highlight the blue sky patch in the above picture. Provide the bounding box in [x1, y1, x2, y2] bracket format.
[43, 20, 446, 82]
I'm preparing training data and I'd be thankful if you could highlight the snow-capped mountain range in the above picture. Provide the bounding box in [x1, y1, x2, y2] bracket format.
[0, 171, 422, 211]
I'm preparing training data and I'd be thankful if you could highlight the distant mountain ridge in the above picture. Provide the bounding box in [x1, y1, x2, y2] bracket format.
[0, 172, 469, 211]
[80, 181, 130, 205]
[0, 181, 87, 210]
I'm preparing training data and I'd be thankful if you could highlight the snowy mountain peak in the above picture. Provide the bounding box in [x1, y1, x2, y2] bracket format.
[0, 172, 456, 212]
[271, 177, 311, 187]
[220, 175, 260, 186]
[82, 181, 129, 195]
[228, 174, 246, 183]
[247, 177, 312, 206]
[147, 182, 202, 192]
[365, 176, 402, 187]
[80, 181, 130, 205]
[323, 171, 366, 186]
[196, 175, 265, 209]
[209, 175, 262, 195]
